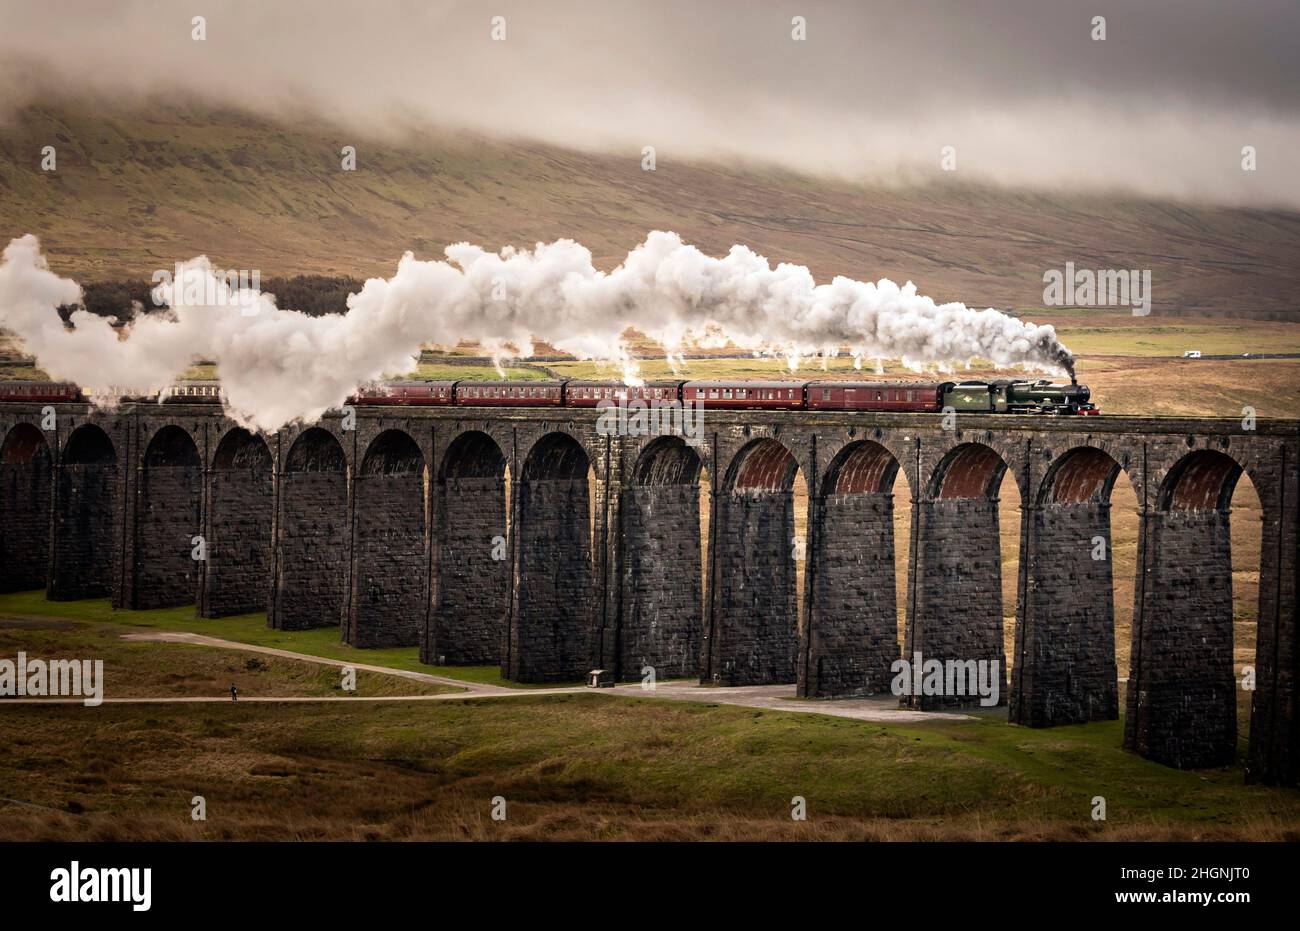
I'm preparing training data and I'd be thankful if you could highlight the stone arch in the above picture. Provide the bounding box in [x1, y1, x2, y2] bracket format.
[285, 426, 347, 473]
[428, 430, 510, 665]
[440, 430, 508, 481]
[1011, 445, 1131, 727]
[346, 430, 427, 648]
[904, 441, 1013, 709]
[200, 428, 273, 618]
[213, 428, 272, 470]
[2, 423, 49, 464]
[63, 423, 116, 465]
[506, 431, 592, 682]
[1037, 446, 1123, 505]
[634, 436, 703, 487]
[822, 439, 899, 496]
[522, 430, 591, 482]
[49, 424, 117, 600]
[725, 436, 800, 493]
[1126, 448, 1247, 768]
[930, 442, 1007, 499]
[1159, 448, 1242, 512]
[360, 429, 424, 475]
[144, 425, 200, 467]
[620, 437, 704, 680]
[0, 424, 52, 592]
[50, 426, 117, 600]
[800, 440, 903, 698]
[271, 427, 348, 631]
[131, 425, 201, 609]
[705, 437, 802, 685]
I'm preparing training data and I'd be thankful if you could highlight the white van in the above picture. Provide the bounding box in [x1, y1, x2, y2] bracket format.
[1182, 350, 1202, 359]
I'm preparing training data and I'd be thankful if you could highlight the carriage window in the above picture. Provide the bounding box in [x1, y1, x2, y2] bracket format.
[822, 389, 831, 400]
[723, 389, 733, 399]
[876, 391, 883, 400]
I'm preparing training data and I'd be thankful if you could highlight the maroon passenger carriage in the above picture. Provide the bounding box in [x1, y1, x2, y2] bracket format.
[681, 380, 806, 410]
[453, 380, 565, 407]
[804, 381, 945, 413]
[565, 380, 686, 407]
[349, 380, 455, 405]
[0, 381, 83, 403]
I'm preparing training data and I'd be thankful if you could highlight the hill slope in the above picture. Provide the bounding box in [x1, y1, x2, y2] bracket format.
[2, 102, 1299, 319]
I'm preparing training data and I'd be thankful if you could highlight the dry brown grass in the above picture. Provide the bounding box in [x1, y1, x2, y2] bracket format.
[3, 695, 1296, 842]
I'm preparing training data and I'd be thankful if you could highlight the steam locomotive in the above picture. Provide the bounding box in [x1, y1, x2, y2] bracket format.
[0, 377, 1098, 414]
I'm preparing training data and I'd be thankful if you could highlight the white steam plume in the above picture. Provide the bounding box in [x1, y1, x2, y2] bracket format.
[0, 232, 1075, 432]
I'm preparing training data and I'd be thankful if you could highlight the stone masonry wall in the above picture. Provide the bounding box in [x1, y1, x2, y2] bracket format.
[707, 490, 797, 685]
[509, 477, 591, 682]
[1124, 508, 1237, 768]
[349, 471, 426, 648]
[131, 465, 201, 609]
[273, 471, 348, 630]
[427, 476, 507, 665]
[200, 468, 273, 617]
[49, 463, 117, 600]
[1010, 502, 1118, 726]
[0, 453, 51, 592]
[904, 497, 1008, 709]
[802, 491, 898, 697]
[620, 483, 702, 681]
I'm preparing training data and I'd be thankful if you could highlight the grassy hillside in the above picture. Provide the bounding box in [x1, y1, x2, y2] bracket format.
[3, 101, 1300, 320]
[2, 692, 1292, 841]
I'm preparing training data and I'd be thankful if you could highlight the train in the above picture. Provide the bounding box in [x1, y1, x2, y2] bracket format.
[354, 376, 1099, 415]
[0, 382, 226, 404]
[0, 376, 1099, 415]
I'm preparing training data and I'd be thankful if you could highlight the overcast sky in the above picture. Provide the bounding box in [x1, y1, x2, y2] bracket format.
[2, 0, 1298, 206]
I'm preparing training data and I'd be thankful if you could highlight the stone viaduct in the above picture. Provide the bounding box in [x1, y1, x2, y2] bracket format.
[0, 398, 1295, 786]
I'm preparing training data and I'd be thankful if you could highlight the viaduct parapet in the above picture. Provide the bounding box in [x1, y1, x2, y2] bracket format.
[1, 400, 1295, 786]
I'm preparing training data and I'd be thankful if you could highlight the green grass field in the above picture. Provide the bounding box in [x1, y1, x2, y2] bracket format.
[0, 590, 569, 689]
[0, 615, 456, 698]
